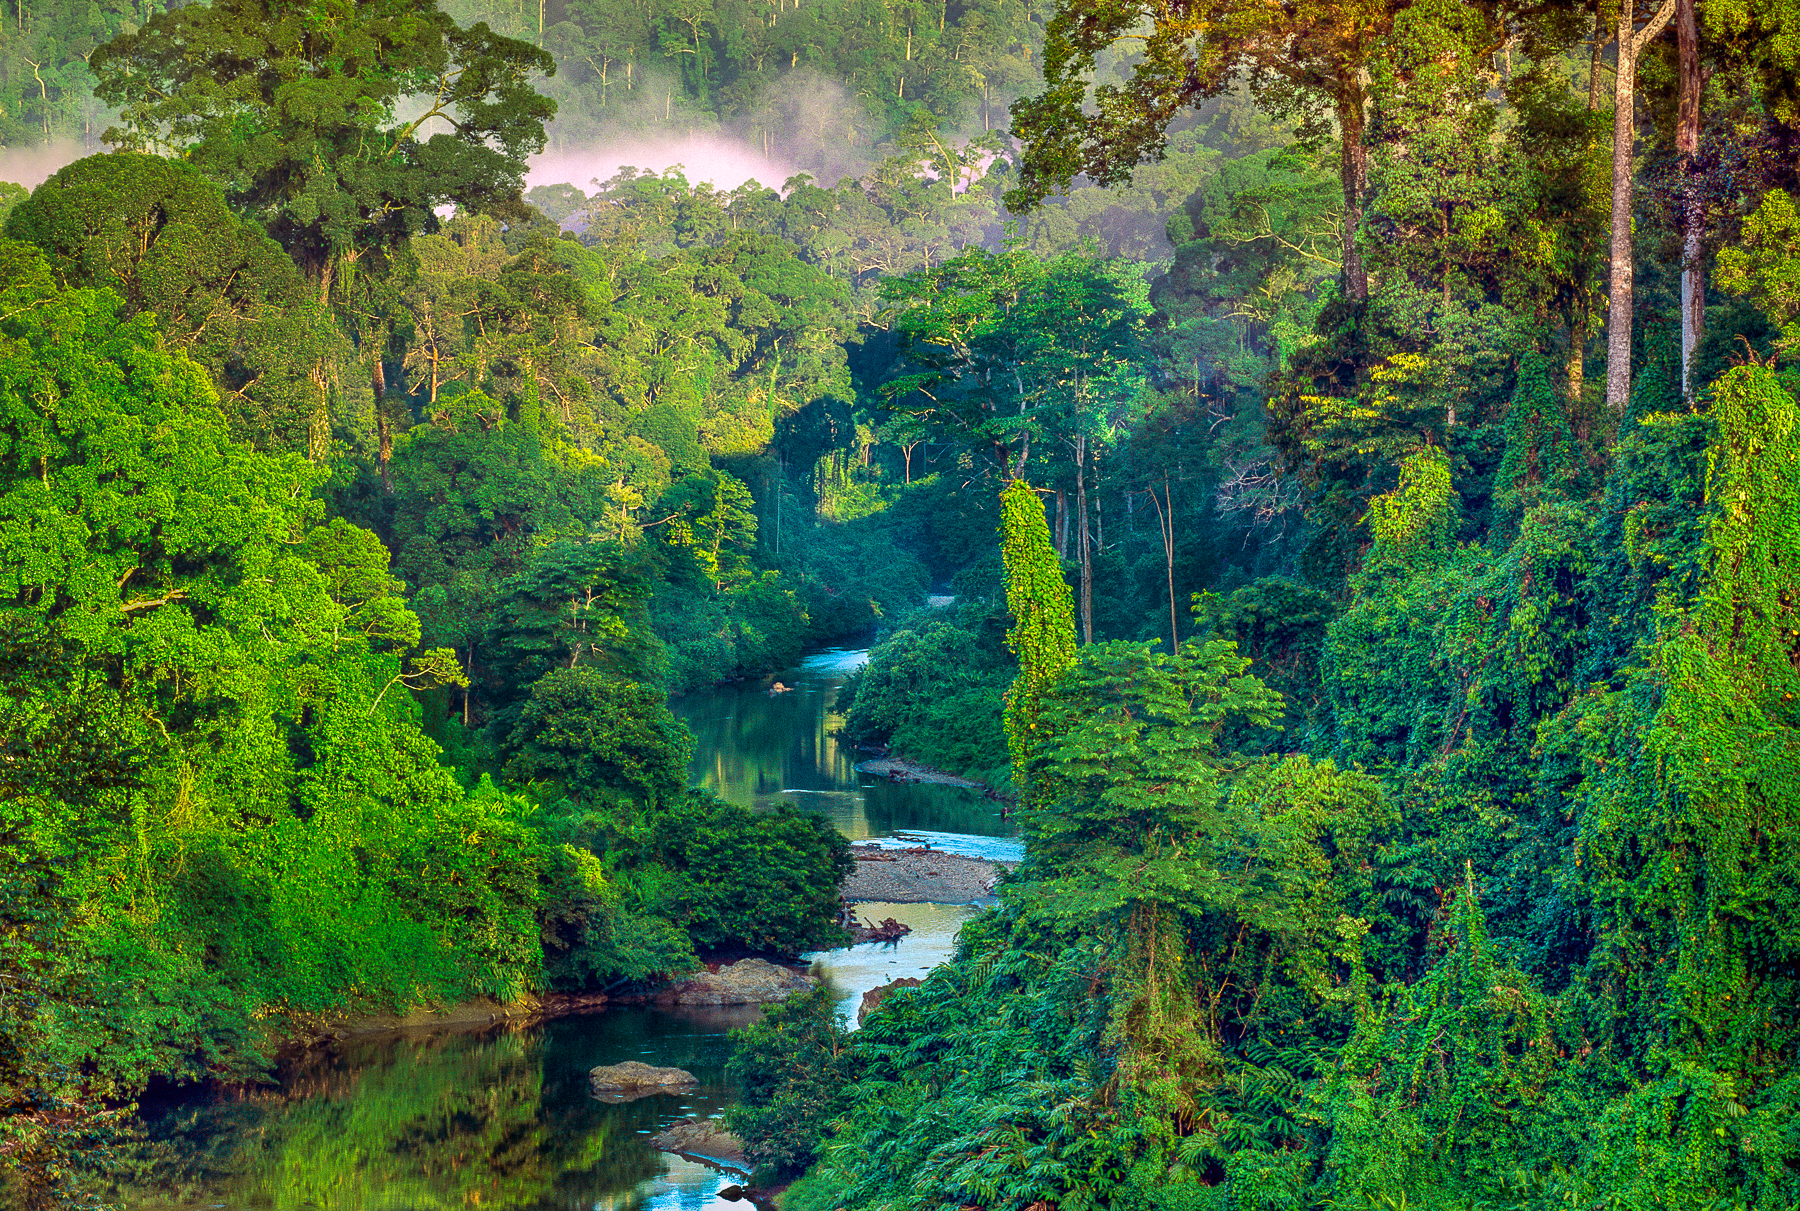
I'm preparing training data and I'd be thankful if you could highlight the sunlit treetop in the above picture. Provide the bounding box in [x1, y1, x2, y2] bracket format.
[91, 0, 556, 293]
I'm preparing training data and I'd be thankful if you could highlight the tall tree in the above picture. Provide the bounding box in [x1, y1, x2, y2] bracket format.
[90, 0, 556, 301]
[4, 152, 342, 454]
[1007, 0, 1444, 302]
[1605, 0, 1678, 412]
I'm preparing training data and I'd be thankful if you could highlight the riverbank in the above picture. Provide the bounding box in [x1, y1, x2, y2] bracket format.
[852, 755, 989, 789]
[842, 845, 1015, 903]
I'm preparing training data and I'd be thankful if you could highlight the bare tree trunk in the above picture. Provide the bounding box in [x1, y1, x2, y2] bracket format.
[1336, 90, 1371, 303]
[1678, 0, 1703, 401]
[1054, 489, 1069, 561]
[1605, 0, 1679, 414]
[1150, 481, 1177, 655]
[1077, 435, 1093, 644]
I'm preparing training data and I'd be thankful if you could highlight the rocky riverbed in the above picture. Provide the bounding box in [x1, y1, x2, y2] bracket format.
[841, 844, 1015, 903]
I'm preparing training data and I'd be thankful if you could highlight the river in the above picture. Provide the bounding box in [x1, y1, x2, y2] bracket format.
[120, 648, 1017, 1210]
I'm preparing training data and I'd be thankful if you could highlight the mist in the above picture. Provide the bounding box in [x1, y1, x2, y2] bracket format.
[529, 69, 877, 197]
[0, 140, 93, 188]
[528, 136, 794, 195]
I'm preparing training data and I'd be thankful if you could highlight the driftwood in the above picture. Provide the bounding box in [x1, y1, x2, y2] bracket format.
[838, 898, 914, 943]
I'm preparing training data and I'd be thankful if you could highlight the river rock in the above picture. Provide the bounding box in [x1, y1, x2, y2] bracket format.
[588, 1060, 698, 1100]
[858, 976, 923, 1024]
[656, 957, 816, 1005]
[651, 1116, 748, 1168]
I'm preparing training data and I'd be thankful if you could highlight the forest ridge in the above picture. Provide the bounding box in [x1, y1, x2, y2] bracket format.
[1, 0, 1799, 1208]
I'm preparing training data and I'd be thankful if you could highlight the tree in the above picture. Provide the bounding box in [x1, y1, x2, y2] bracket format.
[91, 0, 557, 298]
[1677, 0, 1704, 399]
[484, 538, 665, 709]
[1020, 640, 1384, 1143]
[504, 665, 693, 803]
[5, 152, 341, 453]
[884, 249, 1150, 637]
[1572, 364, 1800, 1204]
[655, 471, 762, 591]
[1604, 0, 1678, 412]
[1494, 352, 1578, 515]
[649, 799, 855, 954]
[725, 987, 853, 1177]
[0, 244, 524, 1099]
[1007, 0, 1435, 302]
[1717, 186, 1800, 353]
[1328, 871, 1560, 1205]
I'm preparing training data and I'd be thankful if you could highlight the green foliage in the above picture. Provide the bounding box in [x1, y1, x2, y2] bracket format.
[505, 666, 694, 804]
[880, 246, 1152, 483]
[799, 638, 1390, 1206]
[1001, 479, 1077, 785]
[1328, 871, 1563, 1206]
[4, 152, 331, 453]
[650, 798, 855, 955]
[724, 987, 852, 1176]
[837, 609, 1014, 783]
[0, 256, 541, 1097]
[1192, 577, 1338, 743]
[1495, 352, 1578, 516]
[1568, 365, 1800, 1208]
[0, 802, 128, 1210]
[1716, 188, 1800, 353]
[1366, 446, 1457, 561]
[15, 6, 1800, 1206]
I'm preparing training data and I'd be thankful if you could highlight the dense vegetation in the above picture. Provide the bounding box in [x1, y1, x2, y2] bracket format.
[1, 0, 1797, 1206]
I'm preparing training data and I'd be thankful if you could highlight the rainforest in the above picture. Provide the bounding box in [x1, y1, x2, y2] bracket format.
[1, 0, 1797, 1207]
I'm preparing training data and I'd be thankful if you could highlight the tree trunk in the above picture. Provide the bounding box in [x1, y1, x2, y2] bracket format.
[1150, 482, 1177, 655]
[1164, 483, 1177, 655]
[1605, 0, 1678, 414]
[1054, 489, 1069, 561]
[1336, 90, 1370, 303]
[1677, 0, 1703, 401]
[1077, 435, 1093, 645]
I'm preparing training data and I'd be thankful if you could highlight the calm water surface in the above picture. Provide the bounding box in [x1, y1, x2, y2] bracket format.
[674, 648, 1019, 854]
[122, 649, 1011, 1210]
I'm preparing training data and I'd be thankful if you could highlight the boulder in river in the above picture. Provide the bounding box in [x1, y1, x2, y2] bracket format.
[651, 1116, 748, 1169]
[657, 957, 816, 1005]
[588, 1060, 698, 1101]
[858, 976, 924, 1024]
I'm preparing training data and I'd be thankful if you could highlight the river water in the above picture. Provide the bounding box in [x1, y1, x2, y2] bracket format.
[121, 649, 1016, 1210]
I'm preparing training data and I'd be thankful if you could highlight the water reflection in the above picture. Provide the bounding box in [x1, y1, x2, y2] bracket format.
[674, 649, 1017, 845]
[121, 1009, 751, 1211]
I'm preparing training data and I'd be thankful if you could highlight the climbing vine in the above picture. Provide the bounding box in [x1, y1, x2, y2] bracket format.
[999, 478, 1077, 788]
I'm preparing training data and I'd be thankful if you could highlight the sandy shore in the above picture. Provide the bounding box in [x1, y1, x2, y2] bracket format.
[843, 845, 1015, 903]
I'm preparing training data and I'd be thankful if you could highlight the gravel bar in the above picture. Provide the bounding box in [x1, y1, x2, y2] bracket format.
[842, 845, 1016, 903]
